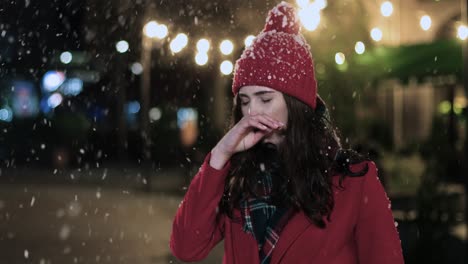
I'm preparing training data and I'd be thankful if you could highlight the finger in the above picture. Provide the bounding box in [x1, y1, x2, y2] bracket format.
[245, 129, 269, 146]
[250, 115, 279, 129]
[261, 114, 285, 127]
[247, 118, 271, 131]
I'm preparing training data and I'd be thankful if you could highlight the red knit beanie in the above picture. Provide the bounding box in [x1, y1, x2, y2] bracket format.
[232, 1, 318, 109]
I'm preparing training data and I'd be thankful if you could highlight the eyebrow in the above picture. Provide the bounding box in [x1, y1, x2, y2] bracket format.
[238, 91, 275, 98]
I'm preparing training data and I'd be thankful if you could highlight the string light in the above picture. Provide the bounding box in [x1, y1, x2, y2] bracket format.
[355, 42, 365, 54]
[60, 51, 72, 64]
[298, 4, 321, 31]
[220, 40, 234, 55]
[457, 25, 468, 40]
[195, 52, 208, 66]
[370, 27, 383, 42]
[116, 40, 129, 53]
[244, 35, 255, 47]
[316, 0, 327, 10]
[141, 4, 447, 70]
[170, 33, 188, 53]
[296, 0, 309, 9]
[220, 60, 233, 75]
[143, 21, 158, 38]
[420, 15, 431, 31]
[335, 52, 345, 65]
[196, 39, 210, 53]
[143, 21, 168, 39]
[380, 1, 393, 17]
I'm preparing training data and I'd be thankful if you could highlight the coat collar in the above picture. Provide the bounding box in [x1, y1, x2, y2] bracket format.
[269, 173, 352, 264]
[271, 211, 311, 263]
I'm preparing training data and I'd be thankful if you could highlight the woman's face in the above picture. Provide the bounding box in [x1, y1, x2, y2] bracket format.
[238, 85, 288, 146]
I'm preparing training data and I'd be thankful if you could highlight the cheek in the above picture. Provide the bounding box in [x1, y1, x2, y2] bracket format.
[240, 106, 248, 116]
[270, 102, 288, 124]
[277, 110, 288, 125]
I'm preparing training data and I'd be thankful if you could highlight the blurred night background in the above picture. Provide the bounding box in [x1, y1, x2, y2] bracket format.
[0, 0, 467, 263]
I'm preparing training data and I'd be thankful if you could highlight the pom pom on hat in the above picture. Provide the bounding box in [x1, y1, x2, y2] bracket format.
[263, 1, 300, 34]
[232, 1, 318, 110]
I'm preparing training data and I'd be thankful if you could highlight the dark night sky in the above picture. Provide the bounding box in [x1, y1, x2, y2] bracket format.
[0, 0, 313, 166]
[0, 0, 84, 70]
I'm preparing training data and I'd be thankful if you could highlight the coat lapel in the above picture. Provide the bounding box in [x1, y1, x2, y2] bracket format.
[270, 211, 327, 264]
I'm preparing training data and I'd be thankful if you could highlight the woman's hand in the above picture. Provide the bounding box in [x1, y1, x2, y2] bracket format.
[210, 114, 284, 169]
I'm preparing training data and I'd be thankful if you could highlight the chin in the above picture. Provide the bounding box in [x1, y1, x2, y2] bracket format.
[262, 132, 285, 146]
[262, 138, 280, 146]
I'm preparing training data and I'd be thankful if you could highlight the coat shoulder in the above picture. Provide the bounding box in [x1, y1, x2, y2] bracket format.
[332, 160, 379, 189]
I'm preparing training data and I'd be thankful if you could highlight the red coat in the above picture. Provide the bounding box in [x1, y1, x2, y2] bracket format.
[170, 152, 404, 264]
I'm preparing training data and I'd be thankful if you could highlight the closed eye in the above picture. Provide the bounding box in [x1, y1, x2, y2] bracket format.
[262, 99, 272, 103]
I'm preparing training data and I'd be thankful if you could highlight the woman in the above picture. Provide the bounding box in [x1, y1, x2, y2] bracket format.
[170, 2, 404, 264]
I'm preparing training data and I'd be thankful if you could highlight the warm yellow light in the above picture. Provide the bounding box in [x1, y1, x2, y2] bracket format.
[371, 27, 383, 41]
[380, 1, 393, 17]
[220, 60, 233, 75]
[195, 52, 208, 66]
[298, 4, 320, 31]
[355, 41, 365, 54]
[154, 24, 168, 39]
[296, 0, 309, 9]
[244, 35, 255, 47]
[335, 52, 345, 65]
[316, 0, 327, 10]
[420, 15, 431, 31]
[169, 33, 188, 53]
[143, 21, 159, 38]
[143, 21, 168, 39]
[457, 25, 468, 40]
[220, 40, 234, 55]
[197, 39, 210, 53]
[438, 101, 451, 114]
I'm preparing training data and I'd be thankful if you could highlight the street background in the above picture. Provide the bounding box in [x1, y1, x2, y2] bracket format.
[1, 0, 468, 263]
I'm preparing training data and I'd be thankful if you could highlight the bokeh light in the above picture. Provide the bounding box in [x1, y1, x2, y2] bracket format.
[196, 39, 210, 53]
[60, 51, 72, 64]
[371, 27, 383, 41]
[170, 33, 188, 53]
[420, 15, 431, 31]
[220, 40, 234, 55]
[355, 41, 365, 54]
[195, 52, 208, 66]
[47, 93, 63, 109]
[457, 25, 468, 40]
[130, 62, 143, 75]
[116, 40, 129, 53]
[298, 4, 321, 31]
[220, 60, 233, 75]
[381, 1, 393, 17]
[335, 52, 345, 65]
[42, 71, 65, 92]
[244, 35, 255, 47]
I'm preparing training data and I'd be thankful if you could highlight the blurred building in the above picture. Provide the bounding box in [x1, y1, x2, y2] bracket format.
[361, 0, 466, 148]
[1, 0, 466, 167]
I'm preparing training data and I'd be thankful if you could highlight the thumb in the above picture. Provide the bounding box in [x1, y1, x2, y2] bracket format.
[244, 129, 270, 149]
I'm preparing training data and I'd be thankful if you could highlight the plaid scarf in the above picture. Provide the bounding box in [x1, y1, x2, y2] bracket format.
[240, 159, 295, 264]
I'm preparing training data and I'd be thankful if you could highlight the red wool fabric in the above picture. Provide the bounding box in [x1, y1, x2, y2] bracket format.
[232, 1, 318, 110]
[170, 152, 405, 264]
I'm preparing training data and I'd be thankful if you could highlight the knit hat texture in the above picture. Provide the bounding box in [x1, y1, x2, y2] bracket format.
[232, 1, 318, 109]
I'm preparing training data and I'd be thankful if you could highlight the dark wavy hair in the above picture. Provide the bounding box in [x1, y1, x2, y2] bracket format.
[218, 93, 369, 228]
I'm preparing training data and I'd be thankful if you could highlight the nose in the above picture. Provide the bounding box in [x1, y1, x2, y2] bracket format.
[243, 100, 263, 116]
[247, 102, 259, 116]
